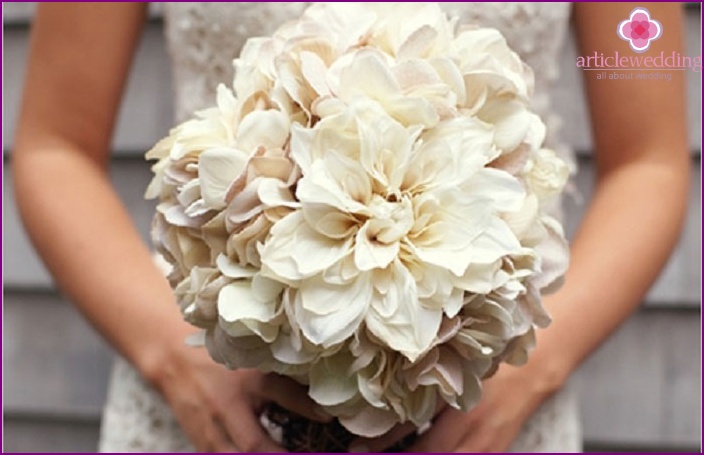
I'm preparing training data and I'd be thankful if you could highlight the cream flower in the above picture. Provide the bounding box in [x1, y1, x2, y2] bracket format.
[151, 211, 212, 285]
[450, 28, 533, 104]
[524, 148, 571, 201]
[233, 3, 377, 124]
[322, 48, 441, 127]
[260, 101, 524, 362]
[147, 2, 571, 439]
[175, 266, 231, 330]
[366, 2, 457, 59]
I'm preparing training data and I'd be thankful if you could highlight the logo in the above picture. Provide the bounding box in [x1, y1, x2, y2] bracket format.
[576, 6, 700, 77]
[617, 7, 662, 53]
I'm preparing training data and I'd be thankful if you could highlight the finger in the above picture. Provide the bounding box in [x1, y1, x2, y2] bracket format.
[260, 373, 333, 423]
[209, 418, 240, 453]
[454, 430, 496, 454]
[407, 408, 472, 453]
[348, 421, 419, 453]
[184, 410, 237, 453]
[223, 402, 287, 453]
[173, 400, 236, 452]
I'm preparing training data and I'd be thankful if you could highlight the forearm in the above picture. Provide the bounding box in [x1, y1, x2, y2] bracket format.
[522, 154, 689, 390]
[14, 145, 194, 379]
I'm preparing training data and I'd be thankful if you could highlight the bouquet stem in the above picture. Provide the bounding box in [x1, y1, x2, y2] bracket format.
[262, 403, 417, 453]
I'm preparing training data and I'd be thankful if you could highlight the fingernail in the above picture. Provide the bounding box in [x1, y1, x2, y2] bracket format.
[313, 405, 333, 422]
[349, 443, 369, 453]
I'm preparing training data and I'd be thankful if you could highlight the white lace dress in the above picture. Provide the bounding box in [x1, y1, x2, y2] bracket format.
[99, 3, 582, 452]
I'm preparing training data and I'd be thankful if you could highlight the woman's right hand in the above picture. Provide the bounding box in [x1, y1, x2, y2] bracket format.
[148, 343, 331, 452]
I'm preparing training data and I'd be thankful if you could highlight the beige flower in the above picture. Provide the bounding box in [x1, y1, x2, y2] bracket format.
[175, 266, 231, 330]
[261, 100, 524, 362]
[147, 2, 571, 438]
[524, 148, 571, 201]
[151, 211, 211, 286]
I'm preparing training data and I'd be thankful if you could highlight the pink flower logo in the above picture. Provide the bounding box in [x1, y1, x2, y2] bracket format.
[617, 7, 663, 53]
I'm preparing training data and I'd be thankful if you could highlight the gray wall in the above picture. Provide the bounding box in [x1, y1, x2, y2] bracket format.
[3, 3, 701, 452]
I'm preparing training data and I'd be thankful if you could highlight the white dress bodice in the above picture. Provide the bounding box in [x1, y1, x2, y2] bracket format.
[99, 3, 581, 452]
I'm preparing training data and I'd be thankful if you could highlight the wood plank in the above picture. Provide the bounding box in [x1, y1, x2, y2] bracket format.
[1, 2, 38, 23]
[563, 157, 702, 305]
[2, 416, 101, 453]
[3, 292, 114, 416]
[574, 309, 701, 447]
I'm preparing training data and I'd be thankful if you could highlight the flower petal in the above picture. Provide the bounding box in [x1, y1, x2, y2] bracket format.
[260, 211, 353, 281]
[354, 222, 400, 271]
[309, 353, 359, 406]
[199, 147, 248, 209]
[338, 405, 398, 438]
[295, 273, 372, 347]
[216, 254, 258, 278]
[366, 262, 442, 361]
[218, 280, 279, 324]
[237, 109, 290, 152]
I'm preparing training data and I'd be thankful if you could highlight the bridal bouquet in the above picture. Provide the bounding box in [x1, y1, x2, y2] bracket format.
[146, 3, 569, 451]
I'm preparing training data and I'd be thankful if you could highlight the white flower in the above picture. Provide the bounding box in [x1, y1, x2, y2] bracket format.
[200, 108, 290, 210]
[450, 28, 533, 104]
[151, 211, 212, 285]
[261, 101, 524, 362]
[175, 266, 231, 329]
[147, 2, 571, 438]
[366, 3, 457, 59]
[329, 48, 441, 127]
[233, 3, 377, 124]
[524, 148, 570, 201]
[218, 274, 284, 344]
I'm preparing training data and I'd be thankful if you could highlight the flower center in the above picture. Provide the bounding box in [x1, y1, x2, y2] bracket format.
[366, 194, 414, 244]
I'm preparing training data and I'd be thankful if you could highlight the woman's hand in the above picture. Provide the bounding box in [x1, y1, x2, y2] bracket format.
[350, 360, 562, 453]
[150, 344, 331, 452]
[407, 364, 555, 453]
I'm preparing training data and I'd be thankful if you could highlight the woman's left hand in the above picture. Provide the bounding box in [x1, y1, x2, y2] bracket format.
[409, 363, 555, 453]
[350, 361, 561, 453]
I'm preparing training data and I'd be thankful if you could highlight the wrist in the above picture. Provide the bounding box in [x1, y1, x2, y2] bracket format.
[521, 347, 572, 399]
[132, 324, 198, 391]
